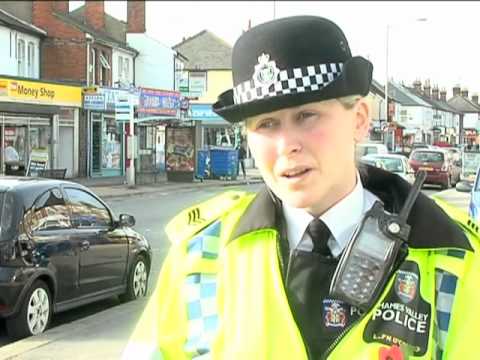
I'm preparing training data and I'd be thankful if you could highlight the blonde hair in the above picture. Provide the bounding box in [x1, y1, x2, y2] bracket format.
[337, 94, 363, 109]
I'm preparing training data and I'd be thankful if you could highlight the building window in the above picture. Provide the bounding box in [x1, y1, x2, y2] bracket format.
[189, 72, 207, 97]
[99, 52, 110, 86]
[118, 56, 123, 81]
[17, 39, 25, 76]
[91, 47, 97, 85]
[117, 56, 130, 85]
[124, 58, 129, 83]
[27, 42, 35, 77]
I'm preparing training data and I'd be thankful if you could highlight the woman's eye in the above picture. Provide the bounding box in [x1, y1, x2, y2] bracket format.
[256, 118, 278, 129]
[299, 111, 317, 121]
[297, 111, 318, 124]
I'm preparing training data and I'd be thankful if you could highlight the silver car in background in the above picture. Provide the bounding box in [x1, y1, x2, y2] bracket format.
[361, 153, 415, 183]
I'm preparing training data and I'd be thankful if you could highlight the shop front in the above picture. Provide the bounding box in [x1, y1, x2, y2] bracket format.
[83, 87, 133, 178]
[135, 87, 181, 184]
[0, 76, 81, 177]
[191, 104, 240, 148]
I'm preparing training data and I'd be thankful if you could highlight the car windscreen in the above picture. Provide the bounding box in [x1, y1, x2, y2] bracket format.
[463, 152, 480, 177]
[411, 151, 444, 163]
[373, 157, 404, 173]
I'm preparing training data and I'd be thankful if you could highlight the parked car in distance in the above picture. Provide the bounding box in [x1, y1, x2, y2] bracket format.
[356, 142, 389, 158]
[409, 149, 461, 189]
[456, 167, 480, 222]
[460, 150, 480, 182]
[0, 177, 151, 339]
[444, 147, 461, 162]
[361, 154, 415, 183]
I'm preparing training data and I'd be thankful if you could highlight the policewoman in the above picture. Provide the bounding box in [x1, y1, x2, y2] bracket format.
[123, 16, 480, 360]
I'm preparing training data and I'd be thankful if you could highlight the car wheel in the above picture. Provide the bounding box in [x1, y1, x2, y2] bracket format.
[442, 176, 451, 190]
[120, 255, 148, 302]
[6, 280, 52, 340]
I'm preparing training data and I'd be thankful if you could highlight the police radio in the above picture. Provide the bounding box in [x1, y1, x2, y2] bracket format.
[329, 171, 427, 311]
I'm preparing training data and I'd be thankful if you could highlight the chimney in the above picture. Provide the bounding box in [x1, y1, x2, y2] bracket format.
[452, 84, 461, 97]
[53, 1, 69, 14]
[440, 88, 447, 101]
[461, 87, 469, 98]
[472, 93, 479, 104]
[432, 86, 439, 100]
[127, 0, 145, 33]
[413, 79, 422, 93]
[32, 1, 53, 29]
[423, 80, 431, 98]
[85, 0, 105, 31]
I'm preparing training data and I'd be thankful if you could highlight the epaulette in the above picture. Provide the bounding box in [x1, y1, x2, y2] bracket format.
[165, 190, 249, 244]
[432, 195, 480, 253]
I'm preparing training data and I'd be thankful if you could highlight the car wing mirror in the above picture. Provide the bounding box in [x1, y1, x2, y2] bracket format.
[455, 181, 473, 193]
[119, 214, 136, 227]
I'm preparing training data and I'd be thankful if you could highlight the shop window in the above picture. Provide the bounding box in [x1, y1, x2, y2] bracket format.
[27, 41, 35, 77]
[17, 39, 25, 76]
[4, 126, 27, 164]
[102, 117, 121, 170]
[65, 188, 111, 228]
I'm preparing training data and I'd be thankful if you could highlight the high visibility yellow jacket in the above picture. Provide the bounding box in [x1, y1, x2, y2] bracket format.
[123, 170, 480, 360]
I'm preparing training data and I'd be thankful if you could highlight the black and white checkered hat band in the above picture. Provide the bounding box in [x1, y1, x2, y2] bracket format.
[233, 62, 344, 105]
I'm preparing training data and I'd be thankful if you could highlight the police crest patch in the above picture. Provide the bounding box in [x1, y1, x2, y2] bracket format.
[253, 53, 280, 89]
[363, 261, 431, 357]
[395, 270, 418, 304]
[323, 299, 347, 328]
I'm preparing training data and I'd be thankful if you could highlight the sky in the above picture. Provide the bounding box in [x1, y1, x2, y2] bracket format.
[70, 1, 480, 97]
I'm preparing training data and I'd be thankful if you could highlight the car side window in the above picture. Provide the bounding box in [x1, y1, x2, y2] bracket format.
[65, 188, 111, 228]
[26, 188, 72, 233]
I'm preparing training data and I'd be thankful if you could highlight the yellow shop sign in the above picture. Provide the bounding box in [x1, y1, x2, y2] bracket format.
[0, 78, 82, 107]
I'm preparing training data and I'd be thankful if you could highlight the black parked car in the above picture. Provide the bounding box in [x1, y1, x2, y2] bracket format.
[0, 177, 151, 339]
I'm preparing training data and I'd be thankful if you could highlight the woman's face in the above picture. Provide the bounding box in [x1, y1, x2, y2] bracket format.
[246, 98, 370, 216]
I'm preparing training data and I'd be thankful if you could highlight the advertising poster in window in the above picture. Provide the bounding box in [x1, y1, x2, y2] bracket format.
[27, 147, 49, 176]
[102, 120, 121, 170]
[165, 126, 195, 182]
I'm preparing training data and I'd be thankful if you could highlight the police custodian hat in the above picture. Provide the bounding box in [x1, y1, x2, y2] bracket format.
[212, 16, 373, 123]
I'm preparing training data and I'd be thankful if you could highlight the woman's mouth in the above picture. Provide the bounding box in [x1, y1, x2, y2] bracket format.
[281, 167, 312, 179]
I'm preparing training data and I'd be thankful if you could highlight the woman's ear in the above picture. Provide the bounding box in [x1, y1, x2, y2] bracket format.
[353, 98, 371, 143]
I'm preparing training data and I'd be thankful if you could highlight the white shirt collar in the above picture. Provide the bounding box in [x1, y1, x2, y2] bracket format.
[283, 172, 379, 257]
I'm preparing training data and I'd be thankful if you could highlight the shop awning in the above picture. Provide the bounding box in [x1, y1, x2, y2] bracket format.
[0, 101, 61, 115]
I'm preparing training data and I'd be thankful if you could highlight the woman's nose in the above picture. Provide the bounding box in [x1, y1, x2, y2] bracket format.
[276, 129, 303, 156]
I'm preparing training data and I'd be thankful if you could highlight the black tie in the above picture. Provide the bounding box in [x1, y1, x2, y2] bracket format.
[306, 218, 332, 256]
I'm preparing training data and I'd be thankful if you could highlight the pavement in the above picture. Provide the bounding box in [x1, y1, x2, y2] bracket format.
[0, 182, 471, 359]
[72, 167, 264, 200]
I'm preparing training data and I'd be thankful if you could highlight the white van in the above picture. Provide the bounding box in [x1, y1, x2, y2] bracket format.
[356, 143, 389, 158]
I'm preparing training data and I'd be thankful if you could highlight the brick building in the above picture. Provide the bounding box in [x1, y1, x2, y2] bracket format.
[27, 0, 143, 178]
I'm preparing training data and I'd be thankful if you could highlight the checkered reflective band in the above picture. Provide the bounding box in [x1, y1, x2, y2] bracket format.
[434, 268, 459, 360]
[233, 62, 344, 105]
[184, 273, 219, 358]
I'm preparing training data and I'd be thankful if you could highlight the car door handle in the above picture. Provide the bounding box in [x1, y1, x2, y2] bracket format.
[80, 241, 90, 251]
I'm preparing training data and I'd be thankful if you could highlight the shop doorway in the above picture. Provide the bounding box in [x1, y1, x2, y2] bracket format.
[58, 127, 74, 178]
[91, 118, 102, 174]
